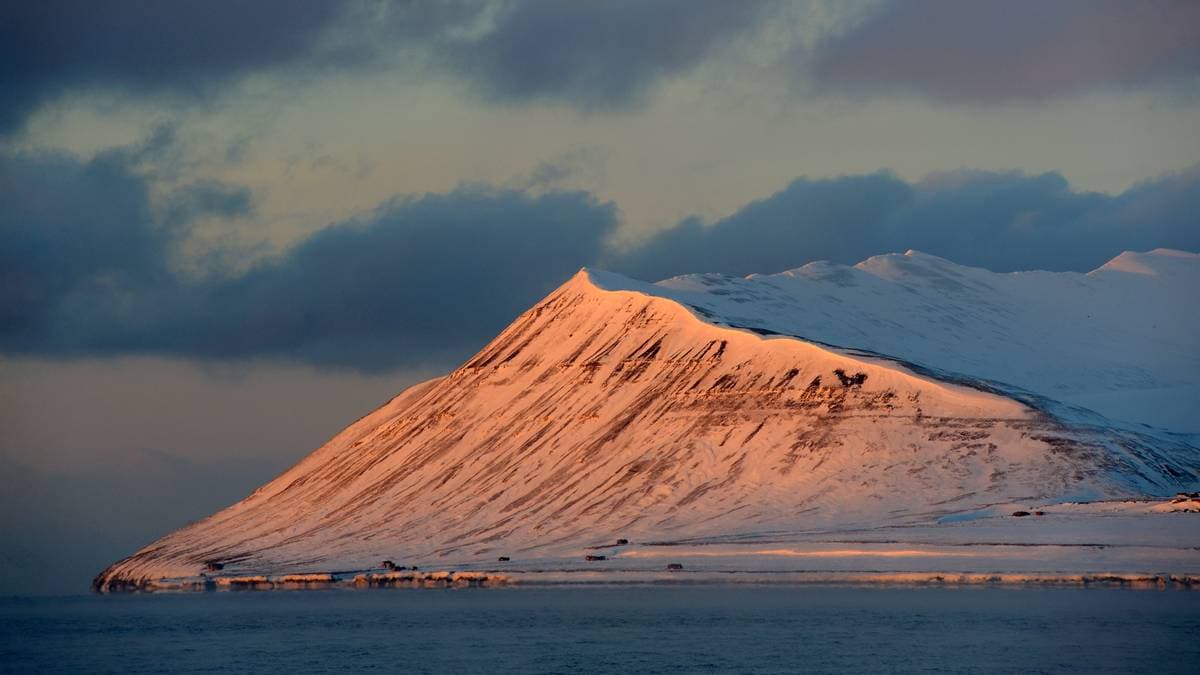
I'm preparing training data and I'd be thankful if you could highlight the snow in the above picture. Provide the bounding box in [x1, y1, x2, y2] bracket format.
[594, 248, 1200, 434]
[93, 250, 1200, 591]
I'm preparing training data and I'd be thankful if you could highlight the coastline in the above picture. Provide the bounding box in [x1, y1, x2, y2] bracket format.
[96, 568, 1200, 593]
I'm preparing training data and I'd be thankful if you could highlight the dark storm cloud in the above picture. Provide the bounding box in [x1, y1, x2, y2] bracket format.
[610, 168, 1200, 280]
[431, 0, 777, 110]
[5, 0, 1199, 135]
[612, 172, 913, 280]
[0, 0, 353, 134]
[0, 0, 777, 134]
[0, 145, 617, 369]
[184, 187, 617, 369]
[810, 0, 1200, 103]
[6, 142, 1198, 372]
[0, 141, 254, 356]
[0, 147, 172, 340]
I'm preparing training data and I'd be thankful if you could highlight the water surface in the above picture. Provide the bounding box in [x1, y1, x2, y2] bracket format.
[2, 586, 1196, 673]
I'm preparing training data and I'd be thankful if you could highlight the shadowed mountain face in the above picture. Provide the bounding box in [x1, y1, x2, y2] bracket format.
[95, 252, 1200, 589]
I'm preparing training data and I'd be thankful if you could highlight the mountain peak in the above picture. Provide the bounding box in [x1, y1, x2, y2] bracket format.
[604, 250, 1198, 431]
[93, 250, 1200, 591]
[1094, 248, 1200, 277]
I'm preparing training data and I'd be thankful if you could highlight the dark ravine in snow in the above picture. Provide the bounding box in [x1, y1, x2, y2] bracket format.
[94, 250, 1200, 591]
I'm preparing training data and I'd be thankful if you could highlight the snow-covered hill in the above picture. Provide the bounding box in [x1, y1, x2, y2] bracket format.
[95, 250, 1200, 590]
[638, 248, 1199, 434]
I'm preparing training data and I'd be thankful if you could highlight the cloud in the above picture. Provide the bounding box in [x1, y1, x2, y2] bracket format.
[508, 146, 609, 192]
[1, 1, 779, 135]
[0, 147, 171, 339]
[0, 144, 617, 369]
[610, 167, 1200, 280]
[4, 138, 1197, 372]
[160, 180, 255, 228]
[611, 172, 913, 280]
[0, 1, 354, 135]
[10, 0, 1194, 135]
[809, 0, 1200, 103]
[185, 187, 617, 369]
[427, 0, 778, 110]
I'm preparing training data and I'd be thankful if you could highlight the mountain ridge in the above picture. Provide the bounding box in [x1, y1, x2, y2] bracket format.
[608, 248, 1199, 434]
[94, 250, 1200, 590]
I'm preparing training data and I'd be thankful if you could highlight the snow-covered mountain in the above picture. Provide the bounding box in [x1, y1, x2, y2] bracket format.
[644, 248, 1199, 434]
[95, 250, 1200, 590]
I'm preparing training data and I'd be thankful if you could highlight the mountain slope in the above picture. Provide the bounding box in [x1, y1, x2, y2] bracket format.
[94, 251, 1200, 589]
[642, 248, 1200, 433]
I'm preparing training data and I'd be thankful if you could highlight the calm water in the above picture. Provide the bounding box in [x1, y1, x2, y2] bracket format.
[2, 586, 1197, 674]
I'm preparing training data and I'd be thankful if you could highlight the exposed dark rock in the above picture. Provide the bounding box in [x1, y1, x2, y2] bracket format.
[833, 369, 867, 387]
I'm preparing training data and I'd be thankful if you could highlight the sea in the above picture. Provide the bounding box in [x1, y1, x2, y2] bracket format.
[2, 585, 1197, 673]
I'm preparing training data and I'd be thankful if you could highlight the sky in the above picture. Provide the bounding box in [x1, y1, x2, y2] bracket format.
[2, 0, 1199, 593]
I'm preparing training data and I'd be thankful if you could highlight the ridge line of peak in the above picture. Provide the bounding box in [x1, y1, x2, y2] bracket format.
[554, 267, 1026, 408]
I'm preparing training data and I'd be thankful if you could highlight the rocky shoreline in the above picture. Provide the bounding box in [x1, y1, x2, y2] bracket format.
[94, 569, 511, 593]
[93, 569, 1200, 593]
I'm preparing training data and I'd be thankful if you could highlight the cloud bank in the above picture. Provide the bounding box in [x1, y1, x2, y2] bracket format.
[613, 168, 1200, 279]
[428, 0, 776, 110]
[7, 1, 1197, 136]
[0, 146, 617, 370]
[0, 0, 775, 134]
[3, 143, 1197, 371]
[0, 0, 352, 134]
[810, 0, 1200, 103]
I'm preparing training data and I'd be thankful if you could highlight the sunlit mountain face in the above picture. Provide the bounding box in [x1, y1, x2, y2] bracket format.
[95, 250, 1199, 591]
